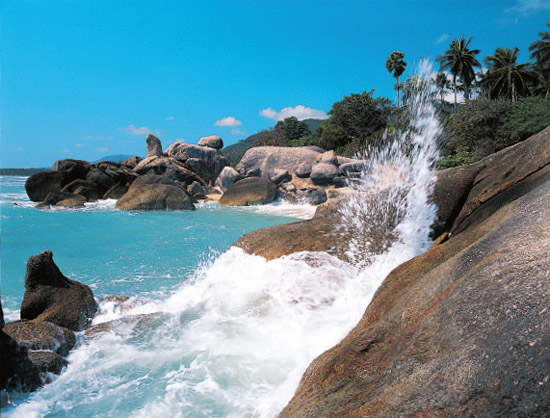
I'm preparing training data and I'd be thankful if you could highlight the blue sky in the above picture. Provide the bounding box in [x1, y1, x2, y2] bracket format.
[1, 0, 549, 167]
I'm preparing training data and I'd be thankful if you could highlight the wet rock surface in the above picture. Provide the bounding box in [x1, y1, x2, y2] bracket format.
[219, 177, 277, 206]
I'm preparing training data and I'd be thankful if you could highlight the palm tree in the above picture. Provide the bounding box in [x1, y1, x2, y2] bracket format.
[434, 72, 450, 105]
[481, 47, 535, 102]
[529, 23, 550, 97]
[386, 51, 407, 107]
[436, 36, 481, 109]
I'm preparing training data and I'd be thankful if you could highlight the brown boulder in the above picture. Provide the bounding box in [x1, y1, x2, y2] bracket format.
[20, 250, 97, 331]
[219, 177, 277, 206]
[198, 135, 224, 150]
[2, 320, 76, 356]
[146, 133, 163, 158]
[25, 171, 66, 202]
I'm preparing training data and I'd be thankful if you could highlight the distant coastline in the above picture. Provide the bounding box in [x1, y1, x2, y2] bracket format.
[0, 168, 48, 176]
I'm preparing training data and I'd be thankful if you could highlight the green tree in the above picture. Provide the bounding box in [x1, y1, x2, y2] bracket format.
[529, 23, 550, 97]
[434, 72, 450, 105]
[386, 51, 407, 107]
[274, 117, 311, 142]
[318, 90, 392, 152]
[481, 47, 535, 102]
[437, 36, 481, 108]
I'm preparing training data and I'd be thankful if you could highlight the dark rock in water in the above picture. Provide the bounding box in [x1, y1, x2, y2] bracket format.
[20, 250, 97, 332]
[0, 329, 42, 392]
[310, 162, 339, 185]
[280, 126, 550, 417]
[52, 159, 92, 184]
[25, 171, 66, 202]
[116, 175, 195, 210]
[219, 177, 277, 206]
[61, 178, 98, 194]
[198, 135, 224, 150]
[236, 146, 323, 179]
[103, 183, 129, 200]
[215, 166, 243, 191]
[86, 168, 118, 195]
[187, 181, 206, 199]
[121, 156, 142, 169]
[43, 191, 86, 205]
[165, 142, 230, 184]
[3, 320, 76, 356]
[27, 351, 67, 377]
[56, 198, 86, 208]
[284, 187, 327, 205]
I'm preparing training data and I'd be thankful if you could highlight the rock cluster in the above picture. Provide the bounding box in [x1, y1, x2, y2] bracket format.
[1, 250, 97, 394]
[235, 126, 550, 417]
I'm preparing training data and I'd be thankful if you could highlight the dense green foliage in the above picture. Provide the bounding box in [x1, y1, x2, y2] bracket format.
[437, 97, 550, 168]
[386, 51, 407, 107]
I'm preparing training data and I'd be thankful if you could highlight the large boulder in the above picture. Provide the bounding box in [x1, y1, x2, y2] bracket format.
[2, 320, 76, 356]
[236, 146, 324, 179]
[214, 166, 243, 191]
[165, 142, 229, 184]
[279, 126, 550, 417]
[198, 135, 224, 150]
[52, 159, 92, 183]
[116, 174, 195, 211]
[134, 156, 206, 186]
[20, 250, 97, 332]
[146, 133, 163, 158]
[25, 171, 66, 202]
[219, 177, 277, 206]
[310, 162, 339, 185]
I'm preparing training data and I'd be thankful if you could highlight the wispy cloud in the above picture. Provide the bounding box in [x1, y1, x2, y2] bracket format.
[12, 146, 24, 152]
[214, 116, 242, 127]
[436, 33, 450, 44]
[165, 116, 175, 121]
[82, 135, 114, 141]
[95, 147, 109, 153]
[75, 143, 85, 148]
[230, 129, 247, 136]
[121, 125, 151, 136]
[259, 105, 328, 121]
[506, 0, 550, 15]
[60, 148, 70, 154]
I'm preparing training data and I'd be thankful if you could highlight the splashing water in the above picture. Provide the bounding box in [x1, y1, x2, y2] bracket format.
[3, 62, 441, 418]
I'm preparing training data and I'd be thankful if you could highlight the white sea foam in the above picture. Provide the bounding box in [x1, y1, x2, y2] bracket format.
[3, 62, 441, 417]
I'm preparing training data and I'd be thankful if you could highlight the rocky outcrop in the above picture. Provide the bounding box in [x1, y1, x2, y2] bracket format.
[310, 162, 339, 185]
[3, 320, 76, 357]
[146, 133, 163, 158]
[165, 141, 229, 184]
[215, 166, 243, 191]
[278, 126, 550, 416]
[134, 156, 205, 186]
[20, 250, 97, 331]
[116, 174, 195, 211]
[25, 171, 67, 202]
[219, 177, 277, 206]
[198, 135, 224, 150]
[236, 146, 324, 179]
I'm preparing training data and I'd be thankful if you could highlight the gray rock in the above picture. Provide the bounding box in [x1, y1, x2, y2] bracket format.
[198, 135, 224, 150]
[134, 156, 206, 186]
[20, 250, 97, 332]
[269, 168, 291, 184]
[103, 183, 129, 200]
[56, 198, 86, 208]
[310, 162, 339, 185]
[146, 134, 163, 158]
[165, 142, 229, 184]
[43, 191, 86, 205]
[219, 177, 277, 206]
[318, 150, 338, 165]
[236, 146, 323, 179]
[295, 161, 312, 178]
[121, 156, 143, 169]
[215, 166, 243, 191]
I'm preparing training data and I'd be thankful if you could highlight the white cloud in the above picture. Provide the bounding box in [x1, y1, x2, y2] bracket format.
[122, 125, 151, 136]
[12, 146, 24, 152]
[259, 105, 328, 121]
[75, 143, 85, 148]
[214, 116, 242, 127]
[436, 33, 450, 44]
[165, 116, 175, 121]
[60, 148, 70, 154]
[95, 147, 109, 153]
[82, 135, 114, 141]
[506, 0, 550, 14]
[231, 129, 247, 136]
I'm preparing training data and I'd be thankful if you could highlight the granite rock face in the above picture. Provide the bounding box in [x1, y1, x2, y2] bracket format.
[198, 135, 224, 150]
[20, 250, 97, 332]
[215, 166, 243, 191]
[279, 126, 550, 417]
[146, 133, 163, 158]
[165, 142, 229, 184]
[219, 177, 277, 206]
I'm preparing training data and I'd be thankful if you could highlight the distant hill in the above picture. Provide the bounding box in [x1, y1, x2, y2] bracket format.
[0, 167, 49, 176]
[94, 154, 137, 163]
[221, 119, 324, 167]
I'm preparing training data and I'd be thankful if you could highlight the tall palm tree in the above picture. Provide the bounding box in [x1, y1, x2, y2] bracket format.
[386, 51, 407, 107]
[529, 23, 550, 97]
[434, 72, 450, 105]
[481, 47, 535, 102]
[436, 36, 481, 109]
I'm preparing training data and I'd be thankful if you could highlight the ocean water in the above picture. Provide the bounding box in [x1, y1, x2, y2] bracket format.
[1, 62, 441, 418]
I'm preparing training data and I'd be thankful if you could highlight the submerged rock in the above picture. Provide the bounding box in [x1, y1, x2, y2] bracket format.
[219, 177, 277, 206]
[20, 250, 97, 332]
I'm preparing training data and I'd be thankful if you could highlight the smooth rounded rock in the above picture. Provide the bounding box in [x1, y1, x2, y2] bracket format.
[219, 177, 277, 206]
